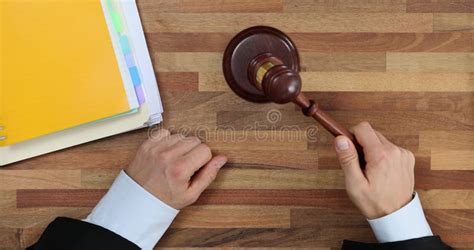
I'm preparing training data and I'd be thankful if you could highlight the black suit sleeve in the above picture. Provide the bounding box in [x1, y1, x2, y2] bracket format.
[28, 217, 139, 250]
[30, 217, 453, 250]
[342, 236, 452, 250]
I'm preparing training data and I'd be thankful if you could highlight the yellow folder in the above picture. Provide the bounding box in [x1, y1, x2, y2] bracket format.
[0, 0, 133, 146]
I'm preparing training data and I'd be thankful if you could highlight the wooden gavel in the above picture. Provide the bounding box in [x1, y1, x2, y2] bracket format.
[223, 26, 366, 167]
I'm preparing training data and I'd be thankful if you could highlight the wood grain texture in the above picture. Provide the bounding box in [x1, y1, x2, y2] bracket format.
[387, 52, 474, 72]
[2, 0, 474, 248]
[434, 13, 474, 32]
[156, 228, 375, 248]
[300, 52, 387, 72]
[419, 130, 474, 150]
[156, 52, 388, 72]
[425, 209, 474, 231]
[81, 169, 345, 189]
[16, 189, 356, 208]
[0, 191, 16, 210]
[0, 170, 81, 190]
[200, 72, 474, 92]
[140, 0, 283, 13]
[284, 0, 408, 13]
[141, 13, 433, 33]
[215, 110, 473, 133]
[0, 207, 90, 228]
[16, 189, 106, 208]
[171, 205, 291, 228]
[290, 208, 367, 228]
[418, 190, 474, 209]
[207, 169, 344, 190]
[431, 150, 474, 170]
[157, 72, 199, 90]
[291, 32, 474, 52]
[407, 0, 474, 13]
[152, 32, 473, 52]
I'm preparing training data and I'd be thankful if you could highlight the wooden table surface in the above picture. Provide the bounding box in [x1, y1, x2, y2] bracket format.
[2, 0, 474, 249]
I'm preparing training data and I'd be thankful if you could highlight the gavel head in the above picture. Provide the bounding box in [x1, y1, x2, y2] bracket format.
[223, 26, 301, 104]
[248, 53, 301, 104]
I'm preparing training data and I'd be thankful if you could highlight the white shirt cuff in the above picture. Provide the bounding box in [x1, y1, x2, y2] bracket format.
[367, 192, 433, 243]
[84, 170, 179, 249]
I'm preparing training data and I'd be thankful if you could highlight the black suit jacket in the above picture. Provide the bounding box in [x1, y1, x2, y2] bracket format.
[29, 217, 452, 250]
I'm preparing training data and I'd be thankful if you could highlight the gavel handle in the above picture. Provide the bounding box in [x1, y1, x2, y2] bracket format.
[295, 94, 366, 168]
[311, 106, 366, 168]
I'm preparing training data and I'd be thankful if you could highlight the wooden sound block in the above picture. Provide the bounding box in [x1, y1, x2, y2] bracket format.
[223, 26, 300, 103]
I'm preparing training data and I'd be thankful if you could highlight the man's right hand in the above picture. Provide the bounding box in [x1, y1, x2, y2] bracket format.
[333, 122, 415, 219]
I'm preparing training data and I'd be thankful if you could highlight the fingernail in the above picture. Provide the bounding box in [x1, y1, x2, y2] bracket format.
[216, 159, 226, 168]
[336, 138, 349, 151]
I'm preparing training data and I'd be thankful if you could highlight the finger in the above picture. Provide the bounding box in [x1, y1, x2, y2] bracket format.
[181, 144, 213, 176]
[353, 122, 384, 161]
[150, 133, 186, 151]
[374, 130, 392, 146]
[334, 136, 368, 186]
[144, 128, 170, 145]
[405, 149, 416, 171]
[167, 136, 202, 156]
[188, 155, 227, 196]
[140, 129, 171, 150]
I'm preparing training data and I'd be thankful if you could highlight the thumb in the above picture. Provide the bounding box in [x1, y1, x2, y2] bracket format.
[334, 136, 366, 185]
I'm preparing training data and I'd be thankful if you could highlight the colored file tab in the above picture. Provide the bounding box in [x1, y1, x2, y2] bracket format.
[119, 35, 131, 54]
[111, 12, 123, 32]
[105, 0, 145, 104]
[124, 53, 135, 67]
[129, 66, 141, 86]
